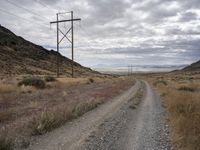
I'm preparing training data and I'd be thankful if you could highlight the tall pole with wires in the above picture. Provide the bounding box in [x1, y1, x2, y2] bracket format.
[71, 11, 74, 78]
[50, 11, 81, 78]
[56, 13, 59, 77]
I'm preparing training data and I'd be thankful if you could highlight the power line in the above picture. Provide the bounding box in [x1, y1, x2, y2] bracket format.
[4, 0, 50, 21]
[33, 0, 58, 12]
[33, 0, 65, 13]
[75, 22, 98, 52]
[0, 8, 49, 28]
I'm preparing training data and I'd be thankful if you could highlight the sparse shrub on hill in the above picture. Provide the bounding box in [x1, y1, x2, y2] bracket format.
[18, 77, 46, 89]
[0, 136, 14, 150]
[44, 76, 56, 82]
[178, 86, 196, 92]
[153, 80, 167, 86]
[87, 78, 94, 84]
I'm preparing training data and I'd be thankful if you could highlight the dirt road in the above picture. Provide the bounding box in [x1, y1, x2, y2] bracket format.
[26, 80, 171, 150]
[80, 81, 171, 150]
[26, 80, 140, 150]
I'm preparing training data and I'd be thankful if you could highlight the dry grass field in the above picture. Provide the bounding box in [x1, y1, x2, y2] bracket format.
[139, 71, 200, 150]
[0, 75, 135, 149]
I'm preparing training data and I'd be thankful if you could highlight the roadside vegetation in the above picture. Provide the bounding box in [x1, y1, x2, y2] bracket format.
[18, 77, 46, 89]
[44, 76, 56, 82]
[31, 98, 103, 135]
[129, 81, 145, 109]
[147, 72, 200, 150]
[0, 136, 14, 150]
[0, 76, 135, 148]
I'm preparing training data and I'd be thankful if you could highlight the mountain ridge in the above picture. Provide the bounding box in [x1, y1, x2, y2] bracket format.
[182, 60, 200, 71]
[0, 25, 99, 76]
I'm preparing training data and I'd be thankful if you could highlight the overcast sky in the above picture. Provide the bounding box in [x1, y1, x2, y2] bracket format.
[0, 0, 200, 69]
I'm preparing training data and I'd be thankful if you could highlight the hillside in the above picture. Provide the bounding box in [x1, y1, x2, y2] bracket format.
[182, 60, 200, 71]
[0, 25, 99, 76]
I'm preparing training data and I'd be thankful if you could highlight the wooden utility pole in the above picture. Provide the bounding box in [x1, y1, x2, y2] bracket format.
[71, 11, 74, 78]
[50, 11, 81, 78]
[56, 13, 59, 77]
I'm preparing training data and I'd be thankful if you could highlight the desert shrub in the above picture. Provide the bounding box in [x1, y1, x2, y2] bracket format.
[153, 80, 167, 86]
[31, 111, 61, 135]
[18, 77, 46, 89]
[44, 76, 56, 82]
[30, 107, 74, 135]
[0, 136, 14, 150]
[20, 138, 30, 149]
[88, 78, 94, 83]
[31, 100, 103, 135]
[72, 100, 101, 118]
[178, 86, 195, 92]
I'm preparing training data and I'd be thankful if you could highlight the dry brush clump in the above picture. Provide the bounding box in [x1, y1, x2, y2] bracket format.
[153, 80, 167, 86]
[129, 81, 145, 109]
[18, 77, 46, 89]
[178, 86, 196, 92]
[150, 74, 200, 150]
[165, 90, 200, 150]
[30, 99, 103, 135]
[44, 76, 56, 82]
[0, 136, 14, 150]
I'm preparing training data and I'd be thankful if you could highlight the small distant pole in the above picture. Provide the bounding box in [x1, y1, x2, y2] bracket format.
[128, 65, 130, 76]
[131, 65, 132, 75]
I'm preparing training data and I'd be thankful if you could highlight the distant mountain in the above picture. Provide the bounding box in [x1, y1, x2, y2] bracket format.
[182, 60, 200, 71]
[0, 25, 99, 76]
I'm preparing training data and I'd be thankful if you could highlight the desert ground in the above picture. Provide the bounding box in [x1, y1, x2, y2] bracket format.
[0, 75, 135, 149]
[136, 71, 200, 150]
[0, 71, 199, 150]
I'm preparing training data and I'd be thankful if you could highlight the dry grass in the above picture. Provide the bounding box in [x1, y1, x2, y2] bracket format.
[19, 85, 36, 93]
[165, 89, 200, 150]
[30, 98, 103, 135]
[57, 77, 90, 85]
[147, 72, 200, 150]
[0, 136, 14, 150]
[0, 84, 17, 93]
[0, 76, 135, 148]
[129, 81, 145, 109]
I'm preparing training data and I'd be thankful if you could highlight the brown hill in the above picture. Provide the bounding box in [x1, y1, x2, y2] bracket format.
[182, 60, 200, 71]
[0, 25, 99, 76]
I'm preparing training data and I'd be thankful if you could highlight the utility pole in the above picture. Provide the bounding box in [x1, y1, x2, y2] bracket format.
[128, 65, 130, 76]
[130, 65, 132, 75]
[50, 11, 81, 78]
[71, 11, 74, 78]
[56, 13, 59, 77]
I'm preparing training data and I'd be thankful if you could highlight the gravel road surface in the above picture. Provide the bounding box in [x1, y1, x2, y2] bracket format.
[80, 81, 171, 150]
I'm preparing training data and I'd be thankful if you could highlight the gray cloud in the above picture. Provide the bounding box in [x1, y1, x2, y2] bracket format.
[0, 0, 200, 70]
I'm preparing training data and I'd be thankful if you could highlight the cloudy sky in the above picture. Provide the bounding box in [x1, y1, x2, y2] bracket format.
[0, 0, 200, 71]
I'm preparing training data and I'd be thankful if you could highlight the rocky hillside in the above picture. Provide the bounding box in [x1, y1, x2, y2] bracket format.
[0, 26, 99, 76]
[182, 60, 200, 71]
